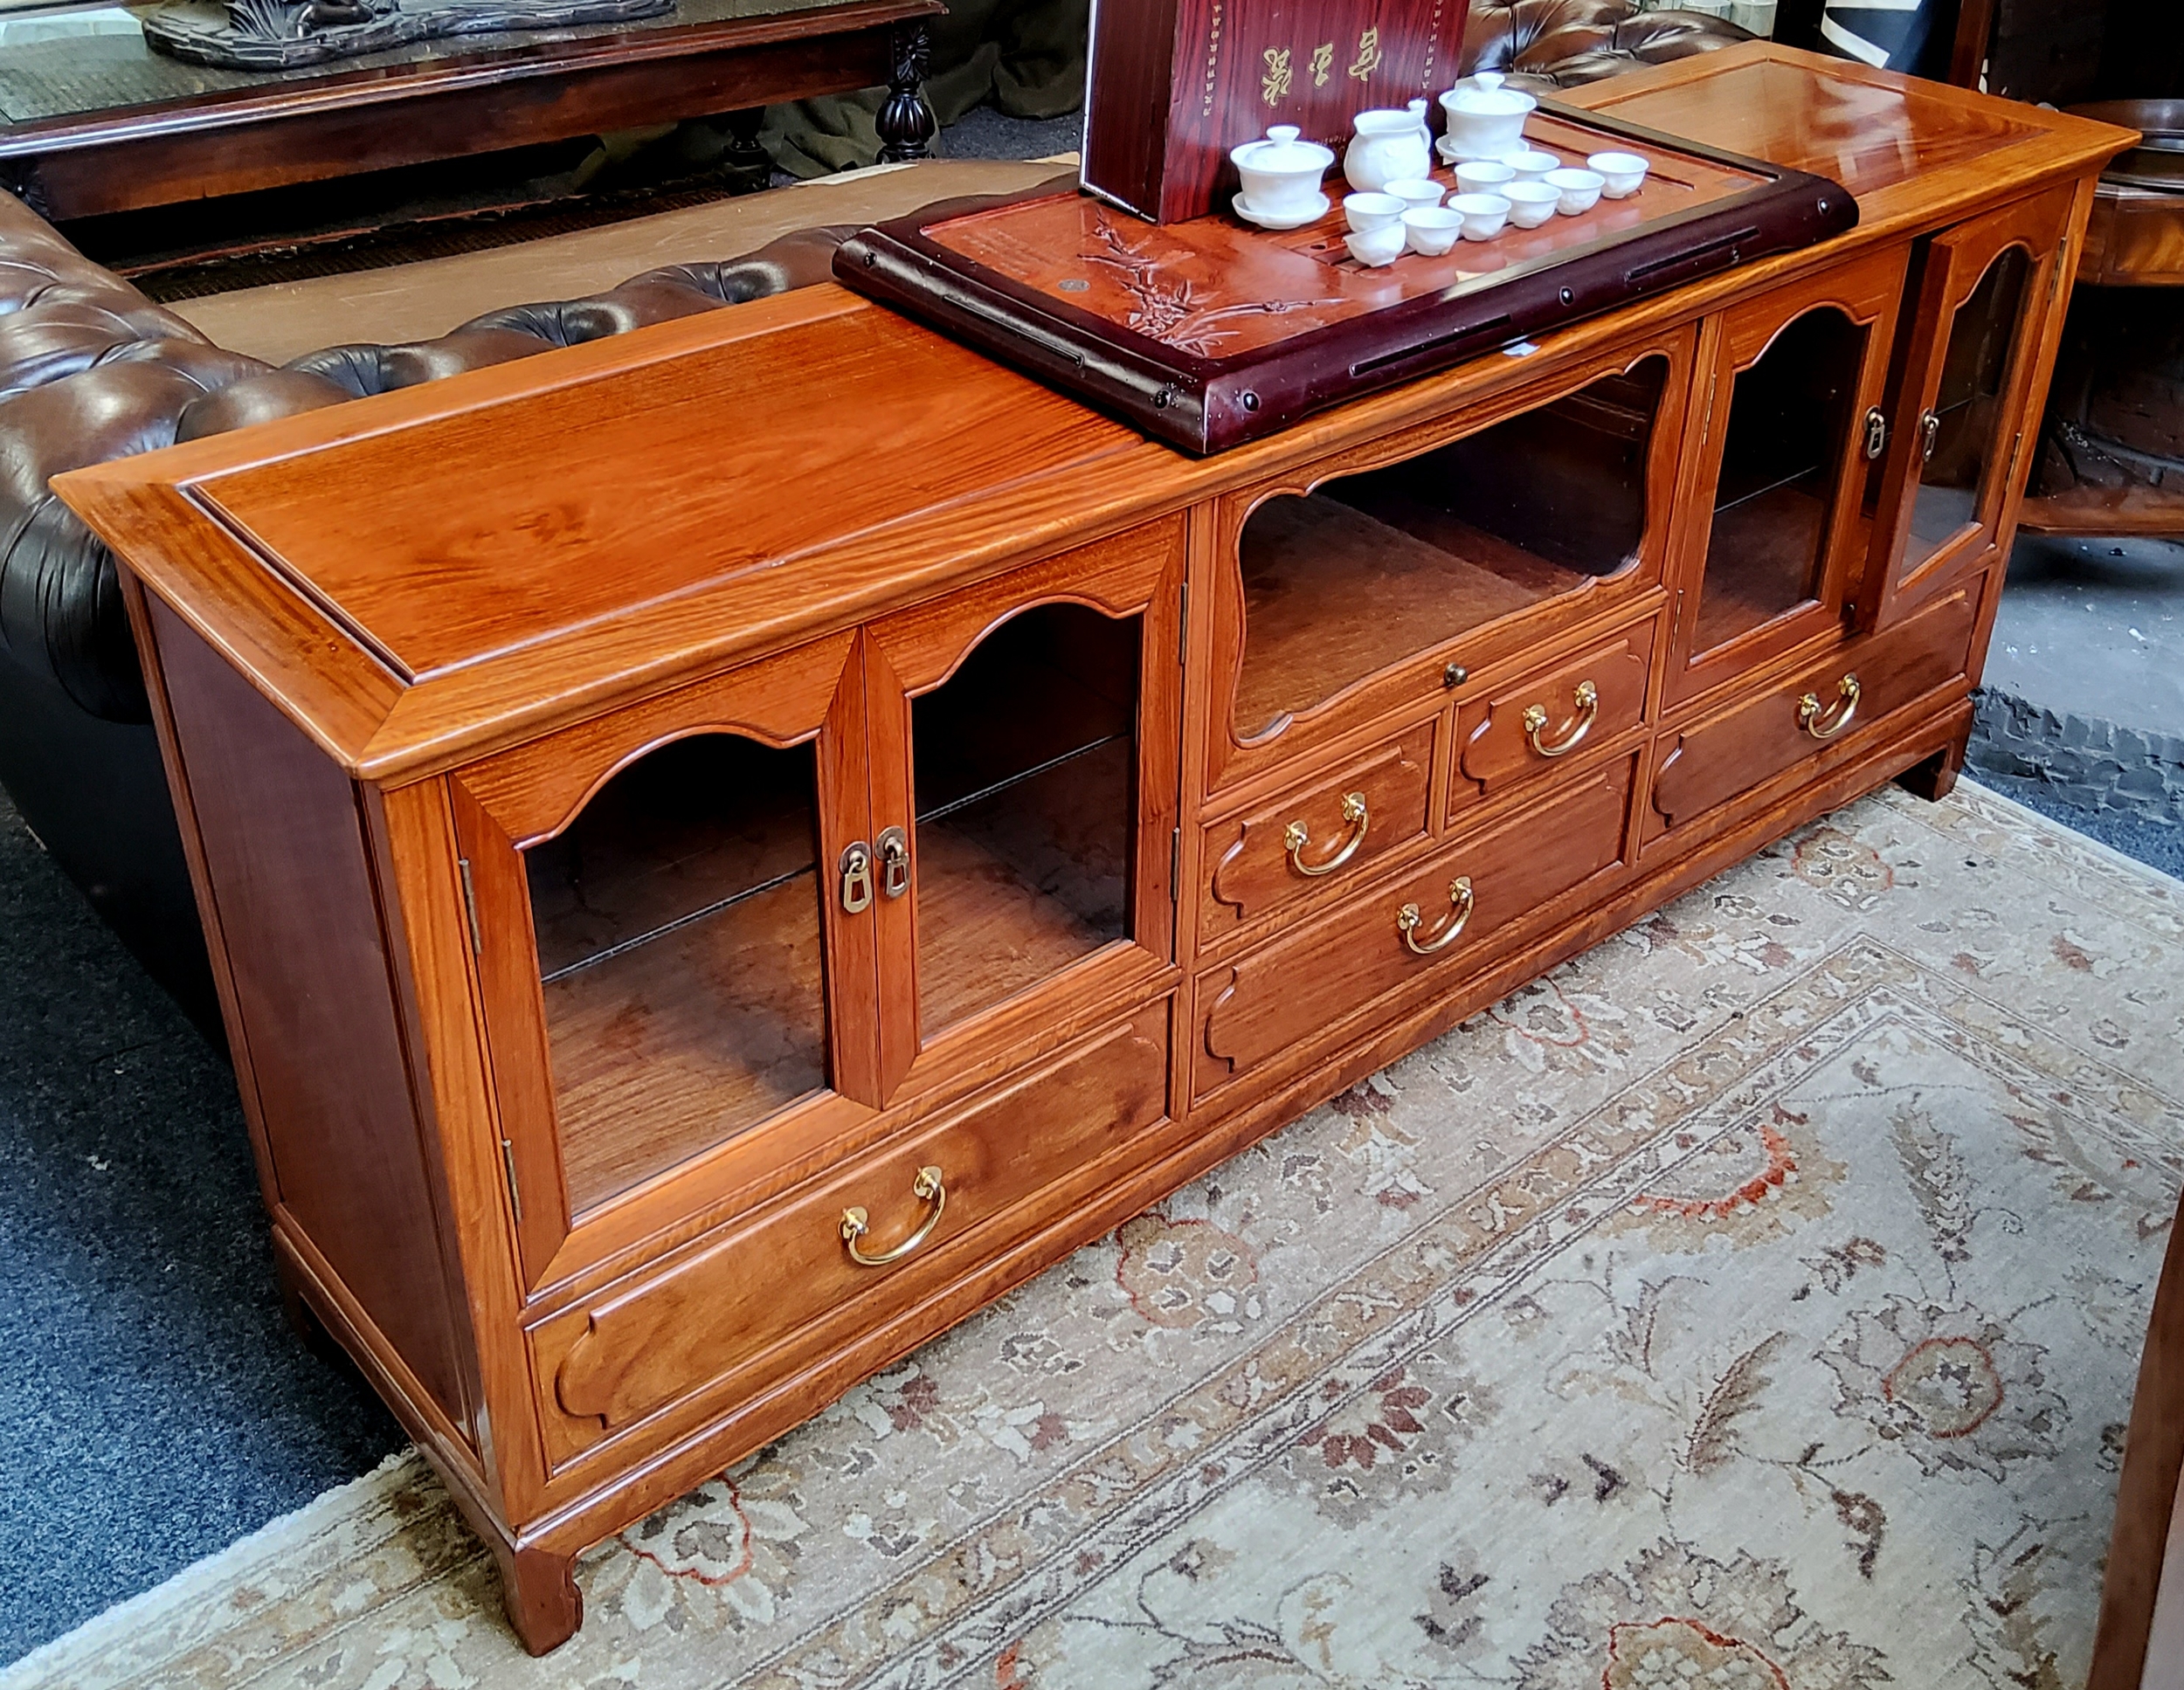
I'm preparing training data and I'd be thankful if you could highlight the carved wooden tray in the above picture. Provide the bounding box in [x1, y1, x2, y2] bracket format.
[837, 102, 1856, 452]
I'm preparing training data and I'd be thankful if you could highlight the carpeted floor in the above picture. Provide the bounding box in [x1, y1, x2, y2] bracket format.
[0, 784, 403, 1667]
[8, 779, 2178, 1688]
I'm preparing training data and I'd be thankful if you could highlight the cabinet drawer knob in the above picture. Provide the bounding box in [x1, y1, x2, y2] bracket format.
[840, 1165, 946, 1267]
[1398, 875, 1475, 956]
[1522, 679, 1599, 760]
[1284, 791, 1369, 878]
[1797, 673, 1861, 742]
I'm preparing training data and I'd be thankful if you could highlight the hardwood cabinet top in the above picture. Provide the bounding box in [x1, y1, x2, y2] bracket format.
[58, 46, 2131, 786]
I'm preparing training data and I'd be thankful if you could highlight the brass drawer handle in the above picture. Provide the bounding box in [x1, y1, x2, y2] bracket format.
[1797, 673, 1861, 742]
[840, 1165, 945, 1267]
[1398, 875, 1474, 956]
[1919, 409, 1941, 463]
[1284, 791, 1369, 878]
[1522, 679, 1599, 760]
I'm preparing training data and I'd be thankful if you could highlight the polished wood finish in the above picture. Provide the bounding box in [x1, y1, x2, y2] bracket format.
[1080, 0, 1472, 223]
[2090, 1196, 2184, 1690]
[0, 0, 942, 224]
[54, 50, 2128, 1657]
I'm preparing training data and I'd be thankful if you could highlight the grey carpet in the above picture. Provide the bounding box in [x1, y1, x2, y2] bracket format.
[0, 784, 401, 1666]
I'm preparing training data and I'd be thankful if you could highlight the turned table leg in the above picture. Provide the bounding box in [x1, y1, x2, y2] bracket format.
[877, 22, 937, 163]
[496, 1542, 583, 1656]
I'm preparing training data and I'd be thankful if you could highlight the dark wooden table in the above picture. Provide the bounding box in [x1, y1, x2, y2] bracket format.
[0, 0, 943, 223]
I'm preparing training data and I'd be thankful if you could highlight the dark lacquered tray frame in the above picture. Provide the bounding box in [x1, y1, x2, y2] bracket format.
[836, 100, 1858, 453]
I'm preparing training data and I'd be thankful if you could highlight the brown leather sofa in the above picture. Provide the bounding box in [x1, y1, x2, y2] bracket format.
[0, 3, 1746, 1038]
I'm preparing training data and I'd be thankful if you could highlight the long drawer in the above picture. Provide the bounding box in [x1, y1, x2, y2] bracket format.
[531, 1003, 1170, 1467]
[1648, 580, 1980, 838]
[1196, 750, 1637, 1099]
[1200, 716, 1436, 943]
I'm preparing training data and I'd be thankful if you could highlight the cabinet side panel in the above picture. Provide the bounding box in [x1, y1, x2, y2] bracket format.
[145, 600, 469, 1427]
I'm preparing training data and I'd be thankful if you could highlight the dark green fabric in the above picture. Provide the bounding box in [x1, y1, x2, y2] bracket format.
[762, 0, 1089, 178]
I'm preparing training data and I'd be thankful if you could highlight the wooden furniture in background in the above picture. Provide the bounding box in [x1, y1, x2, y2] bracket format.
[0, 0, 940, 224]
[56, 45, 2130, 1656]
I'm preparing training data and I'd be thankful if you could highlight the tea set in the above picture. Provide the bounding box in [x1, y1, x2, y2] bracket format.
[1229, 72, 1650, 266]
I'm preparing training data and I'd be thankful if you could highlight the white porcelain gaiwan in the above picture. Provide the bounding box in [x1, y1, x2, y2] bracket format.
[1231, 125, 1335, 221]
[1438, 71, 1537, 163]
[1344, 107, 1433, 193]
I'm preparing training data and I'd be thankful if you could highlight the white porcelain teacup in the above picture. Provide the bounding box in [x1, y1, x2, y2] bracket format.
[1502, 180, 1562, 229]
[1586, 151, 1649, 198]
[1343, 191, 1406, 233]
[1454, 160, 1516, 197]
[1401, 206, 1465, 256]
[1344, 224, 1407, 266]
[1231, 125, 1336, 221]
[1544, 166, 1605, 216]
[1506, 149, 1562, 181]
[1449, 191, 1511, 241]
[1382, 177, 1445, 213]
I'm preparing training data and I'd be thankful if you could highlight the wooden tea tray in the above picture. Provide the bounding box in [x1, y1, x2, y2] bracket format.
[837, 102, 1856, 452]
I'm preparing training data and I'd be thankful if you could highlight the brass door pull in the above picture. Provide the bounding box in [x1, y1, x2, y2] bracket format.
[840, 842, 874, 914]
[1919, 410, 1941, 463]
[1798, 674, 1861, 742]
[877, 826, 909, 899]
[1284, 791, 1369, 877]
[1522, 679, 1599, 759]
[840, 1165, 945, 1267]
[1398, 876, 1475, 955]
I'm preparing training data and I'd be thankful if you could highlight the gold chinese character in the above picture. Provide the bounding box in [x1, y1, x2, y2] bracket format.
[1261, 45, 1293, 105]
[1347, 26, 1383, 80]
[1309, 42, 1334, 86]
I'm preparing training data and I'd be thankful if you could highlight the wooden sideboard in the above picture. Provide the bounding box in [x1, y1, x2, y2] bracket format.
[55, 45, 2132, 1656]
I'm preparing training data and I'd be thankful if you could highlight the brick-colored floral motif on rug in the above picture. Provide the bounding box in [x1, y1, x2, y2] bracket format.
[16, 783, 2183, 1690]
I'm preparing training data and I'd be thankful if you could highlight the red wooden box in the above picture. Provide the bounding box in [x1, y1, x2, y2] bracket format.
[1082, 0, 1475, 223]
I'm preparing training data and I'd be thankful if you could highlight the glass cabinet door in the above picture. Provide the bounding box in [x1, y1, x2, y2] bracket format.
[523, 732, 833, 1212]
[1865, 187, 2073, 628]
[452, 637, 876, 1280]
[911, 604, 1139, 1038]
[1666, 249, 1905, 704]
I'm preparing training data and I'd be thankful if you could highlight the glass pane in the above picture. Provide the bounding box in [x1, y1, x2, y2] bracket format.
[525, 734, 827, 1211]
[1233, 357, 1669, 738]
[1693, 308, 1867, 654]
[915, 604, 1137, 1037]
[1905, 245, 2033, 572]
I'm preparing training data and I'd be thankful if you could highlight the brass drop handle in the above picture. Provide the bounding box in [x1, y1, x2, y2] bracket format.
[1798, 673, 1861, 742]
[1522, 679, 1599, 760]
[1398, 876, 1475, 956]
[1863, 406, 1888, 461]
[841, 1165, 946, 1267]
[840, 841, 874, 914]
[1919, 410, 1941, 463]
[877, 826, 909, 899]
[1284, 791, 1369, 878]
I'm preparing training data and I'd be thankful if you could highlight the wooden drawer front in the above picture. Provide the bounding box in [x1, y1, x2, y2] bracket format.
[1650, 581, 1979, 836]
[535, 1004, 1169, 1462]
[1452, 619, 1655, 818]
[1198, 752, 1635, 1094]
[1201, 719, 1435, 942]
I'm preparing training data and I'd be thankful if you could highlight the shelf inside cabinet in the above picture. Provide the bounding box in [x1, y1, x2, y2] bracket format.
[913, 604, 1139, 1037]
[1233, 358, 1668, 738]
[523, 735, 831, 1213]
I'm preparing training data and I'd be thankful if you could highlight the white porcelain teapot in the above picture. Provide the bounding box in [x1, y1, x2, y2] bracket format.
[1344, 107, 1433, 193]
[1438, 71, 1537, 163]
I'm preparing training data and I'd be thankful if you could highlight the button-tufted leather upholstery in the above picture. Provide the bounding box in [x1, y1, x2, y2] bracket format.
[1467, 0, 1748, 88]
[0, 7, 1745, 1032]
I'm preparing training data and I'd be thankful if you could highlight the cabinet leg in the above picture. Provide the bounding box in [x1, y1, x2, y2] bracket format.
[877, 23, 937, 163]
[1897, 735, 1966, 803]
[721, 107, 771, 193]
[495, 1542, 583, 1656]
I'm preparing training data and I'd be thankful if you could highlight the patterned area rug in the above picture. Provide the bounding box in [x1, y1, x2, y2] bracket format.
[11, 782, 2182, 1690]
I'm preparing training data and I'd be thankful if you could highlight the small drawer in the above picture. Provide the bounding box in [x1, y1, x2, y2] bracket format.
[1648, 579, 1979, 838]
[1450, 618, 1655, 820]
[532, 1003, 1169, 1465]
[1197, 750, 1635, 1097]
[1200, 718, 1435, 943]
